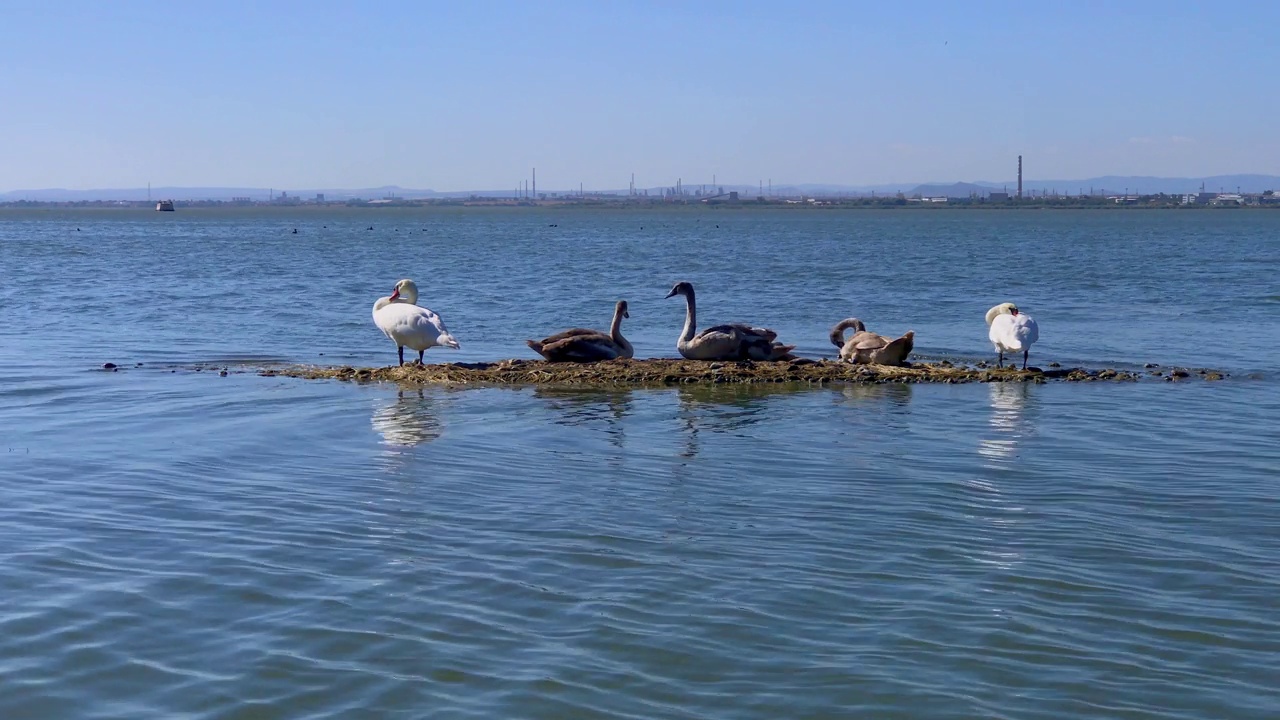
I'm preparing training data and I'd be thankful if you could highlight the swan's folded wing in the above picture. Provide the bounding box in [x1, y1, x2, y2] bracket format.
[876, 333, 914, 366]
[379, 303, 451, 337]
[696, 324, 745, 341]
[542, 334, 620, 362]
[989, 313, 1021, 349]
[847, 330, 892, 350]
[1014, 316, 1039, 345]
[727, 324, 778, 342]
[540, 327, 601, 344]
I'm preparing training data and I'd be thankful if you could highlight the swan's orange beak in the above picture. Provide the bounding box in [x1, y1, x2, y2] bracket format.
[1010, 308, 1019, 316]
[389, 288, 400, 302]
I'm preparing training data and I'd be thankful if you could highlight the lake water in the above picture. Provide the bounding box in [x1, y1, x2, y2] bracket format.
[2, 207, 1277, 718]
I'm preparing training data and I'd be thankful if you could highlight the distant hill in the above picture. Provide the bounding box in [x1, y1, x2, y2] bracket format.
[908, 182, 1004, 198]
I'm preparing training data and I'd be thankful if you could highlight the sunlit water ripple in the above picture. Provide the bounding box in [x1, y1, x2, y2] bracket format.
[1, 208, 1278, 718]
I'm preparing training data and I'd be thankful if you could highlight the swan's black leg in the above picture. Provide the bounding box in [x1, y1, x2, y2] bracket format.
[997, 350, 1004, 368]
[398, 346, 405, 366]
[417, 349, 425, 365]
[1023, 350, 1029, 370]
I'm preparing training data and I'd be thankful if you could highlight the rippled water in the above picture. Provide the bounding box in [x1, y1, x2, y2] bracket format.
[2, 208, 1278, 718]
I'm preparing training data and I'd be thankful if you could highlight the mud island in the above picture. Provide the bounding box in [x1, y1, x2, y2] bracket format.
[252, 358, 1226, 388]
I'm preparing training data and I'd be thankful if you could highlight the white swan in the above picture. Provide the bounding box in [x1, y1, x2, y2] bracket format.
[986, 302, 1039, 369]
[372, 279, 460, 366]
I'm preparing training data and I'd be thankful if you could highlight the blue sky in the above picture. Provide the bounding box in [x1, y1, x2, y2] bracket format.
[1, 1, 1276, 192]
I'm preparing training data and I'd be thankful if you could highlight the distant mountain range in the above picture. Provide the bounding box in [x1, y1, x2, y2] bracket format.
[3, 175, 1277, 202]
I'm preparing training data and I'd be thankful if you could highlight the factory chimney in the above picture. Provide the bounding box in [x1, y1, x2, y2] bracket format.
[1017, 156, 1023, 199]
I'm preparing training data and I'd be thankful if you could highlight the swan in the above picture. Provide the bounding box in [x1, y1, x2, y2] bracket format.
[986, 302, 1039, 369]
[664, 281, 796, 361]
[527, 300, 634, 362]
[830, 318, 915, 365]
[372, 279, 460, 366]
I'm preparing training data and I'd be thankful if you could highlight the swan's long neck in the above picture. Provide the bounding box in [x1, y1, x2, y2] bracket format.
[609, 307, 632, 354]
[830, 318, 866, 347]
[679, 290, 697, 344]
[400, 287, 419, 305]
[373, 296, 393, 313]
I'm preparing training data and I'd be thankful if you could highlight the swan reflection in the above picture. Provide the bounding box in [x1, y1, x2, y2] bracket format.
[371, 389, 444, 447]
[836, 382, 913, 408]
[956, 381, 1038, 578]
[674, 383, 806, 459]
[531, 387, 633, 449]
[978, 381, 1034, 463]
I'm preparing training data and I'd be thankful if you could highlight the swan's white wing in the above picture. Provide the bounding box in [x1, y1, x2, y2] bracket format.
[989, 313, 1020, 350]
[374, 302, 458, 350]
[1014, 315, 1039, 346]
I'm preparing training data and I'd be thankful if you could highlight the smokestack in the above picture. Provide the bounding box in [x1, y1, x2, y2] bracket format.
[532, 168, 536, 200]
[1017, 156, 1023, 199]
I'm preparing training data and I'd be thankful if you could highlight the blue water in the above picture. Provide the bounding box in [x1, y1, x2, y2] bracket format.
[2, 207, 1278, 718]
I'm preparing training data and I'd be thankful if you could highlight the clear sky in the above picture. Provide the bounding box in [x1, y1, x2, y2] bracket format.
[2, 1, 1276, 192]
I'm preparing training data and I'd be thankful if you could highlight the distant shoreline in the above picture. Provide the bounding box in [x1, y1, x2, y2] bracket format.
[2, 198, 1277, 212]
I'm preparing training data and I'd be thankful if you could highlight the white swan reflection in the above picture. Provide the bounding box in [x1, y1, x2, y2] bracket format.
[963, 381, 1039, 576]
[977, 381, 1034, 463]
[371, 390, 444, 448]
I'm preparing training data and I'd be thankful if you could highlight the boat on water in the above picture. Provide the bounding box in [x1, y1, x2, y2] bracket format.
[155, 200, 175, 211]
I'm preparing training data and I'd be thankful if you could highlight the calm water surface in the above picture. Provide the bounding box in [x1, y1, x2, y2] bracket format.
[1, 208, 1278, 718]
